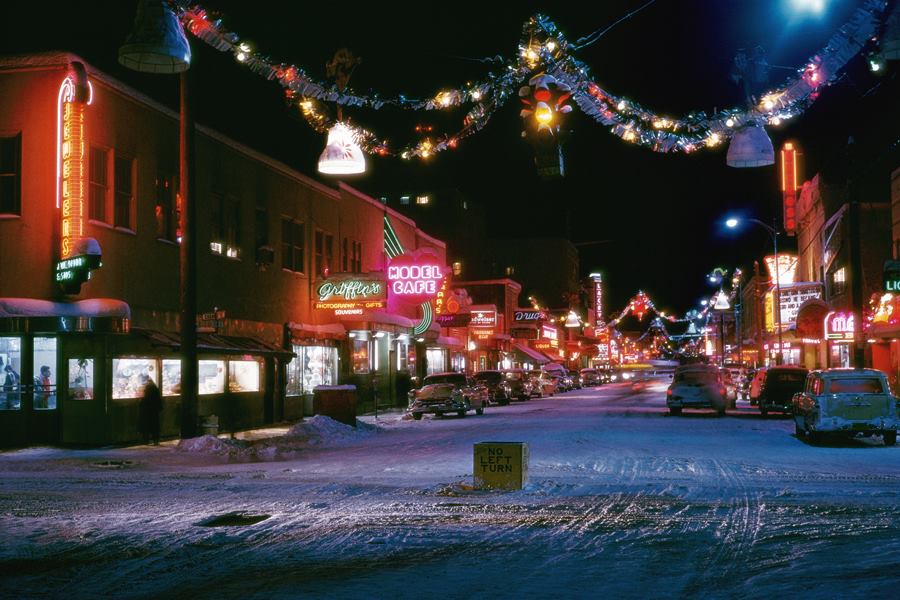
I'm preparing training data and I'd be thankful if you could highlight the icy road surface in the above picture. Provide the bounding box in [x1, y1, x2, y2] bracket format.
[2, 380, 900, 599]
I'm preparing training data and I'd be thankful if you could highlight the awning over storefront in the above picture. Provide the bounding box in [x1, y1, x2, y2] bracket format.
[0, 297, 130, 333]
[133, 328, 295, 359]
[340, 310, 415, 335]
[513, 343, 549, 364]
[288, 322, 346, 340]
[436, 335, 463, 348]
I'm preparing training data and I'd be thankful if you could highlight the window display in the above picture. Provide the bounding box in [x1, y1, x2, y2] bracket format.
[67, 358, 94, 400]
[228, 360, 261, 393]
[396, 339, 410, 372]
[33, 337, 57, 410]
[352, 338, 370, 374]
[112, 357, 158, 399]
[1, 336, 22, 411]
[286, 346, 338, 396]
[426, 348, 446, 375]
[199, 360, 225, 395]
[162, 359, 181, 396]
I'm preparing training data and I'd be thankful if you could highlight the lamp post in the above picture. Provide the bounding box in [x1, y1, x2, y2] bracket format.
[119, 0, 198, 438]
[726, 217, 783, 365]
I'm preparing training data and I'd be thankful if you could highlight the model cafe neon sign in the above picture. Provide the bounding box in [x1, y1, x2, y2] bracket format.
[387, 251, 444, 304]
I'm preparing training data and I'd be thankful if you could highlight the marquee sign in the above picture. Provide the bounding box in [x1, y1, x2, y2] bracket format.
[514, 309, 547, 322]
[387, 251, 444, 305]
[470, 310, 497, 328]
[764, 254, 798, 286]
[764, 283, 822, 332]
[314, 274, 386, 313]
[825, 311, 854, 341]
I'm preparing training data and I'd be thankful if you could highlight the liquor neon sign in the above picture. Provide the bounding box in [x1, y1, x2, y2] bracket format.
[387, 251, 444, 304]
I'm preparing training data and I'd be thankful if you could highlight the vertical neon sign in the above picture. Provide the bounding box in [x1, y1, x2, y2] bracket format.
[56, 65, 92, 259]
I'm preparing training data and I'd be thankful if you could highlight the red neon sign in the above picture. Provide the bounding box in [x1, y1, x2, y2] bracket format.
[781, 142, 799, 237]
[387, 251, 443, 305]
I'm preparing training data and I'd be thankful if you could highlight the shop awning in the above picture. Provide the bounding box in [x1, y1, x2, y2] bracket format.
[289, 322, 346, 340]
[513, 343, 549, 364]
[133, 328, 295, 359]
[436, 335, 464, 348]
[0, 297, 131, 334]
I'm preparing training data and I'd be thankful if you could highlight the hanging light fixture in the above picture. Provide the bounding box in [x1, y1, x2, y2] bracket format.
[726, 124, 774, 167]
[564, 311, 582, 328]
[118, 0, 191, 73]
[317, 122, 366, 175]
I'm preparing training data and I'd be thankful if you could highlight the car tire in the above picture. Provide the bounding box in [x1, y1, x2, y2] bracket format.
[413, 413, 423, 421]
[475, 405, 484, 416]
[716, 408, 726, 417]
[457, 410, 466, 418]
[760, 406, 768, 418]
[808, 431, 823, 445]
[884, 431, 897, 447]
[794, 422, 804, 436]
[669, 407, 682, 416]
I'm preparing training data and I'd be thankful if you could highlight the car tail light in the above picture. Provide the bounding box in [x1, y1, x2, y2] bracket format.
[719, 387, 726, 396]
[666, 389, 673, 396]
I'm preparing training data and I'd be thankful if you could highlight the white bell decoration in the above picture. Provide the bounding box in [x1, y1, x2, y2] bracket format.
[564, 311, 581, 328]
[317, 122, 366, 175]
[726, 124, 774, 168]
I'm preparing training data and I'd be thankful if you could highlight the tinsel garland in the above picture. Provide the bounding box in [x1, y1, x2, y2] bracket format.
[172, 0, 889, 159]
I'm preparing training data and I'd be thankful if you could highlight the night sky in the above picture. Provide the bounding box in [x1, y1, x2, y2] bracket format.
[1, 0, 897, 316]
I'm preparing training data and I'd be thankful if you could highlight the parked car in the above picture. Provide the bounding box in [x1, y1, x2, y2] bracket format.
[758, 366, 809, 416]
[666, 365, 727, 416]
[557, 373, 575, 392]
[529, 370, 558, 397]
[502, 369, 533, 401]
[748, 368, 767, 406]
[568, 371, 583, 389]
[792, 368, 899, 445]
[407, 372, 488, 420]
[719, 367, 738, 408]
[580, 368, 601, 387]
[598, 369, 613, 384]
[739, 369, 755, 400]
[473, 370, 510, 405]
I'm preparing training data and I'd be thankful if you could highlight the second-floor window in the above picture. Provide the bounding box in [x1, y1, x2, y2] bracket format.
[89, 146, 109, 222]
[282, 218, 305, 273]
[315, 230, 334, 277]
[210, 193, 241, 258]
[0, 133, 21, 215]
[155, 173, 177, 241]
[114, 155, 134, 230]
[352, 240, 362, 272]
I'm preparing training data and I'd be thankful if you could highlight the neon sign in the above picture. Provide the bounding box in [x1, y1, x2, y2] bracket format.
[591, 273, 603, 326]
[470, 310, 497, 328]
[387, 251, 443, 304]
[782, 142, 799, 236]
[825, 311, 854, 341]
[514, 310, 547, 321]
[764, 255, 798, 286]
[315, 276, 385, 304]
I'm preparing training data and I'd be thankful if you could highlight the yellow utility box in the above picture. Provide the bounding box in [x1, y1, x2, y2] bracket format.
[473, 442, 528, 490]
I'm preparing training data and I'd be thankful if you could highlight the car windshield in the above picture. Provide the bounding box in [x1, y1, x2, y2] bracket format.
[474, 372, 501, 384]
[674, 371, 718, 384]
[829, 377, 885, 394]
[505, 372, 524, 381]
[424, 374, 465, 386]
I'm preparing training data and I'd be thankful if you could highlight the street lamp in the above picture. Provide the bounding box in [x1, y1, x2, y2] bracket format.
[726, 217, 783, 365]
[119, 0, 198, 437]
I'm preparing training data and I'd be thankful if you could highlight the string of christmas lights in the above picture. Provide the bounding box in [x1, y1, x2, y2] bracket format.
[173, 1, 889, 160]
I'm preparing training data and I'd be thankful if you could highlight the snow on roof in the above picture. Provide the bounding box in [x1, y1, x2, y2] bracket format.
[0, 298, 131, 319]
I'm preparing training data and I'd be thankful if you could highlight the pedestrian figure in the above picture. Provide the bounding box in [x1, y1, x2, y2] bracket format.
[3, 364, 20, 410]
[34, 366, 51, 409]
[138, 375, 162, 445]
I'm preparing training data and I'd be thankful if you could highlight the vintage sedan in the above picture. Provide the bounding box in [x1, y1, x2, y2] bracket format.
[792, 368, 899, 445]
[666, 365, 727, 416]
[580, 368, 601, 387]
[758, 366, 809, 416]
[528, 370, 558, 397]
[407, 372, 488, 420]
[473, 370, 510, 405]
[502, 369, 533, 401]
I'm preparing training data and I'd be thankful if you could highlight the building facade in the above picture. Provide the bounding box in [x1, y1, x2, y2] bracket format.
[0, 53, 446, 446]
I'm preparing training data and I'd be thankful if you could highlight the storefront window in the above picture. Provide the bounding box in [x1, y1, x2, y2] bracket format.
[199, 360, 225, 395]
[33, 337, 57, 410]
[426, 348, 446, 375]
[67, 358, 94, 400]
[228, 360, 261, 392]
[162, 359, 181, 396]
[0, 336, 22, 410]
[396, 339, 409, 372]
[451, 352, 466, 373]
[287, 346, 339, 396]
[113, 357, 158, 399]
[352, 338, 370, 374]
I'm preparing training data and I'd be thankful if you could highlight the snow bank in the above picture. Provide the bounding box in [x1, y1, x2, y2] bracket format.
[175, 416, 378, 461]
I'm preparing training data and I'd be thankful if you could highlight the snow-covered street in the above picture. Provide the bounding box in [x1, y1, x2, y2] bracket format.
[3, 379, 900, 599]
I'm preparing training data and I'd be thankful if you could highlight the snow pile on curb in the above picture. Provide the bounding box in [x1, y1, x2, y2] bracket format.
[175, 416, 379, 461]
[284, 415, 378, 446]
